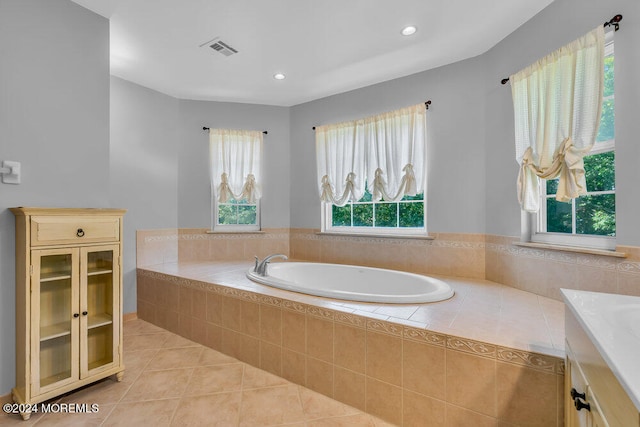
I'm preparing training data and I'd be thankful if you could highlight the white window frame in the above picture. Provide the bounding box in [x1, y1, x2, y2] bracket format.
[212, 196, 261, 232]
[524, 40, 615, 250]
[321, 193, 427, 236]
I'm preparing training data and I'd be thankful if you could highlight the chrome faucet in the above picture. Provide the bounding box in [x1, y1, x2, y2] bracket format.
[254, 254, 288, 276]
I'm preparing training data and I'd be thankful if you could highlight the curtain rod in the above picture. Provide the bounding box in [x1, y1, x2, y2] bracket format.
[202, 127, 268, 135]
[500, 14, 622, 85]
[312, 100, 431, 130]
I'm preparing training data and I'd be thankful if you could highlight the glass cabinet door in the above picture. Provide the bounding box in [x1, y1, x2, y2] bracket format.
[31, 249, 80, 395]
[80, 245, 120, 377]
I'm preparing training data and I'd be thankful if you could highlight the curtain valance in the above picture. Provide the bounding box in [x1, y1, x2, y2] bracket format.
[511, 26, 604, 212]
[210, 129, 263, 203]
[315, 103, 426, 206]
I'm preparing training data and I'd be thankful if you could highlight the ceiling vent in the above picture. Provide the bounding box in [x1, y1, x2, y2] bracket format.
[200, 37, 238, 57]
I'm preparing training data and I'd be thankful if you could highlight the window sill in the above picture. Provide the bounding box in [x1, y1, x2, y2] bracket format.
[206, 230, 265, 235]
[317, 232, 435, 240]
[513, 241, 626, 258]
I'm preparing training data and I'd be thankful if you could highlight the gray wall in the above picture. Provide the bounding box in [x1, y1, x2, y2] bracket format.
[289, 56, 487, 233]
[484, 0, 640, 243]
[0, 0, 110, 396]
[109, 76, 180, 313]
[176, 100, 290, 228]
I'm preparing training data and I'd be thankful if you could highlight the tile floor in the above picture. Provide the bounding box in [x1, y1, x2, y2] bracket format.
[1, 319, 394, 426]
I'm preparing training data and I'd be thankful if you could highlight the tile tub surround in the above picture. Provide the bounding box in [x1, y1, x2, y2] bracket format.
[137, 262, 565, 426]
[139, 228, 640, 302]
[485, 235, 640, 301]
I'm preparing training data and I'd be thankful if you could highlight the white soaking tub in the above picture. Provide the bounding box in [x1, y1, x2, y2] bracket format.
[246, 262, 454, 303]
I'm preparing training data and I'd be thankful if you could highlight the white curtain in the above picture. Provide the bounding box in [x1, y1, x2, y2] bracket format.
[210, 129, 263, 203]
[365, 104, 426, 201]
[315, 103, 426, 206]
[511, 25, 604, 212]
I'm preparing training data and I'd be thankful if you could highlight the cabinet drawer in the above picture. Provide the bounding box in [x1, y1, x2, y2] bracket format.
[31, 216, 120, 246]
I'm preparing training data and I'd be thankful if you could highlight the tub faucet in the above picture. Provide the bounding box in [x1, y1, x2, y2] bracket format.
[254, 254, 288, 276]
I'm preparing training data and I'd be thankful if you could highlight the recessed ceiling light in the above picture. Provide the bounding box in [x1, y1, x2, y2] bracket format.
[274, 73, 286, 80]
[401, 26, 417, 36]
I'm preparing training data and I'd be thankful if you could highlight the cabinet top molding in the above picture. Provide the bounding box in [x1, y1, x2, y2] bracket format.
[10, 207, 127, 216]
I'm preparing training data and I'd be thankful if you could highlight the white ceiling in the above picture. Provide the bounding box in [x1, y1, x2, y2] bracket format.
[71, 0, 554, 107]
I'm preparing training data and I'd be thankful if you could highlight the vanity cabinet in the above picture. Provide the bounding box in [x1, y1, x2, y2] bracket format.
[10, 208, 126, 421]
[564, 300, 640, 427]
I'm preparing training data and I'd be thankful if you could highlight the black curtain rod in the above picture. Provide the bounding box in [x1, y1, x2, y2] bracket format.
[500, 14, 622, 85]
[202, 127, 268, 135]
[312, 100, 431, 130]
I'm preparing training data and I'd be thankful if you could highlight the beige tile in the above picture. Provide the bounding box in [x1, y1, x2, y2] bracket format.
[221, 295, 243, 332]
[307, 316, 334, 363]
[122, 349, 158, 381]
[171, 392, 241, 426]
[282, 349, 306, 386]
[240, 300, 260, 337]
[205, 322, 223, 350]
[122, 368, 193, 402]
[496, 362, 557, 426]
[145, 347, 204, 371]
[306, 413, 380, 427]
[446, 404, 498, 427]
[242, 365, 290, 389]
[183, 364, 244, 396]
[334, 323, 366, 374]
[333, 367, 366, 412]
[239, 385, 306, 426]
[576, 265, 617, 294]
[191, 289, 207, 320]
[259, 341, 282, 376]
[298, 386, 359, 420]
[365, 331, 402, 386]
[206, 292, 223, 325]
[103, 399, 180, 426]
[365, 377, 402, 426]
[282, 309, 306, 353]
[123, 319, 165, 336]
[37, 403, 114, 426]
[260, 304, 282, 345]
[123, 332, 170, 352]
[403, 389, 446, 427]
[198, 346, 238, 366]
[403, 339, 446, 400]
[616, 272, 640, 296]
[237, 334, 260, 366]
[446, 349, 496, 417]
[58, 378, 129, 406]
[306, 357, 334, 397]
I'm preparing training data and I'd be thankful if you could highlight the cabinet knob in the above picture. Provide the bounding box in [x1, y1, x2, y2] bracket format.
[574, 398, 591, 412]
[570, 388, 586, 401]
[73, 313, 79, 318]
[76, 228, 85, 237]
[82, 311, 88, 316]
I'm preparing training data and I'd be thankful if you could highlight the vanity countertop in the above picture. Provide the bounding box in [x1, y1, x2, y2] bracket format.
[562, 289, 640, 411]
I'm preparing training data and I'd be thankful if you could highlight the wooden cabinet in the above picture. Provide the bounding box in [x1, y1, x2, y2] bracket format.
[565, 307, 639, 427]
[10, 208, 126, 420]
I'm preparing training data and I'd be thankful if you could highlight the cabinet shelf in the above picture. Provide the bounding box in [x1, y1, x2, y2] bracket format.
[88, 313, 113, 329]
[87, 268, 113, 277]
[40, 371, 72, 388]
[40, 272, 72, 283]
[40, 322, 71, 341]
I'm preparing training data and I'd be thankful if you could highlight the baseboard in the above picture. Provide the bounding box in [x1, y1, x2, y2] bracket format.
[123, 312, 138, 322]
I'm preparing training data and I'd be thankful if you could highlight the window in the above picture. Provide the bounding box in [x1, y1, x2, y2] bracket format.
[316, 104, 428, 236]
[209, 129, 262, 232]
[529, 39, 615, 249]
[325, 186, 425, 234]
[215, 197, 260, 230]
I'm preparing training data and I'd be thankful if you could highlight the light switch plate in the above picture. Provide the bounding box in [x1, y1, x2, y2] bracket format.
[2, 160, 21, 184]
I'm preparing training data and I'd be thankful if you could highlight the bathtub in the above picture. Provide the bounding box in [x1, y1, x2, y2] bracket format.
[246, 262, 454, 303]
